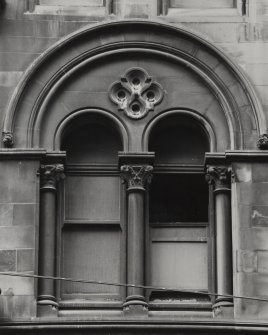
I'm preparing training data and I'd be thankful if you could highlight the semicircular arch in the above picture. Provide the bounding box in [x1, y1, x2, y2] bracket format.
[3, 20, 264, 151]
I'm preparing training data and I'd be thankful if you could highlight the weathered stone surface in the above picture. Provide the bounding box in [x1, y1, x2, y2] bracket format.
[0, 52, 40, 71]
[17, 249, 34, 272]
[239, 228, 268, 250]
[245, 63, 268, 85]
[0, 250, 16, 271]
[0, 161, 38, 204]
[0, 226, 35, 249]
[0, 71, 23, 87]
[0, 204, 13, 227]
[13, 204, 35, 226]
[251, 205, 268, 227]
[238, 183, 268, 206]
[0, 36, 59, 53]
[0, 275, 34, 296]
[0, 295, 36, 320]
[233, 163, 252, 183]
[237, 250, 257, 273]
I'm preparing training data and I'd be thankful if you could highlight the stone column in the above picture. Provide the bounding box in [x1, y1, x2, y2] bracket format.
[206, 166, 233, 318]
[37, 164, 64, 317]
[120, 164, 153, 313]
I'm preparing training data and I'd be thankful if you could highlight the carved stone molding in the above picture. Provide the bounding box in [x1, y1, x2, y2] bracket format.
[109, 67, 164, 119]
[40, 164, 64, 189]
[257, 134, 268, 150]
[120, 165, 153, 189]
[206, 165, 231, 189]
[2, 131, 14, 148]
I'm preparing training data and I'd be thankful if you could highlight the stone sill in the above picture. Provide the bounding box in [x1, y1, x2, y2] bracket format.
[23, 12, 106, 22]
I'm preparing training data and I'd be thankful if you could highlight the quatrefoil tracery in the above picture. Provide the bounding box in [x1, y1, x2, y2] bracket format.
[109, 68, 164, 119]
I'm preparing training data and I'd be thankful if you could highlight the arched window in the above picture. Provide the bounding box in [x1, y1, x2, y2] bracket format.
[148, 114, 211, 305]
[60, 114, 124, 306]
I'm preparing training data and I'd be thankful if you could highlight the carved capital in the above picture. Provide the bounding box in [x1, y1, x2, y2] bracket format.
[2, 131, 14, 148]
[206, 166, 231, 189]
[257, 134, 268, 150]
[40, 164, 64, 189]
[120, 165, 153, 190]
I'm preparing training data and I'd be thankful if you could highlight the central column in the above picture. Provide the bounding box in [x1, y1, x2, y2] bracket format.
[119, 153, 154, 314]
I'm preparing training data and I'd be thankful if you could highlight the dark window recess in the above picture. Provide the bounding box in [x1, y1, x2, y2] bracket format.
[149, 115, 209, 165]
[149, 174, 208, 223]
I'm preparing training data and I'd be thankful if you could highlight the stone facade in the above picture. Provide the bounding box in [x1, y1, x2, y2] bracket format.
[1, 0, 268, 334]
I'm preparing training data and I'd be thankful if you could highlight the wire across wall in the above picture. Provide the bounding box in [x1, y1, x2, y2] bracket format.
[0, 271, 267, 303]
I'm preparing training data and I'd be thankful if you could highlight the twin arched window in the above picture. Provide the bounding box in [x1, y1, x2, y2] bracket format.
[60, 112, 211, 307]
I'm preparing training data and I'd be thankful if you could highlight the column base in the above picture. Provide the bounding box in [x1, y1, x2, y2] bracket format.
[123, 295, 148, 316]
[213, 299, 234, 318]
[37, 295, 58, 317]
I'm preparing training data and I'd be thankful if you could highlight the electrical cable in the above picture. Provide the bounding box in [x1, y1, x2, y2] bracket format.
[0, 271, 267, 303]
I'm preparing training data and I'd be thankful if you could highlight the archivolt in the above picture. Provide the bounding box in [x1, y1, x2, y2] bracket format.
[3, 20, 265, 150]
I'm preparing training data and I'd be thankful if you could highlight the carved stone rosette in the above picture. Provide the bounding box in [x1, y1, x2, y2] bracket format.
[257, 134, 268, 150]
[206, 166, 231, 190]
[120, 165, 153, 190]
[2, 131, 14, 148]
[109, 67, 164, 119]
[40, 164, 64, 190]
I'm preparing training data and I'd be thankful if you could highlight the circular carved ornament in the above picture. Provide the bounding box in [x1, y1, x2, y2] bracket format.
[109, 67, 164, 119]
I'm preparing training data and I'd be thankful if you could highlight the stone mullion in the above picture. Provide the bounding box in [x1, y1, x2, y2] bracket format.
[206, 165, 233, 317]
[37, 164, 64, 316]
[120, 165, 153, 312]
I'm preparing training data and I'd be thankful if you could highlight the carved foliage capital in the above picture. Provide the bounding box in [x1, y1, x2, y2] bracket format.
[206, 165, 231, 188]
[120, 165, 153, 189]
[40, 164, 64, 189]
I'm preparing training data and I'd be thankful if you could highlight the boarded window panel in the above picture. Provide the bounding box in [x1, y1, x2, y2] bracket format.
[65, 176, 120, 221]
[170, 0, 234, 8]
[62, 225, 121, 295]
[151, 242, 208, 290]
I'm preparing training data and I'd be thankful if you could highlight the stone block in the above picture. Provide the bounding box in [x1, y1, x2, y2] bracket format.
[251, 205, 268, 227]
[237, 204, 252, 228]
[251, 163, 268, 182]
[33, 19, 60, 38]
[0, 204, 13, 227]
[239, 228, 268, 250]
[245, 63, 268, 85]
[237, 182, 268, 206]
[0, 226, 35, 249]
[0, 86, 13, 108]
[13, 204, 35, 226]
[0, 250, 16, 271]
[0, 295, 36, 320]
[0, 275, 34, 296]
[182, 23, 238, 43]
[17, 249, 35, 272]
[0, 52, 40, 71]
[232, 163, 252, 183]
[237, 250, 257, 273]
[255, 85, 268, 106]
[0, 71, 23, 87]
[0, 161, 38, 203]
[257, 251, 268, 274]
[0, 36, 59, 53]
[0, 19, 34, 37]
[195, 47, 220, 69]
[236, 43, 268, 64]
[228, 82, 249, 107]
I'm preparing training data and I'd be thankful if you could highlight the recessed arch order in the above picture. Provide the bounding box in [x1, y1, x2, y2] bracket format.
[3, 20, 265, 151]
